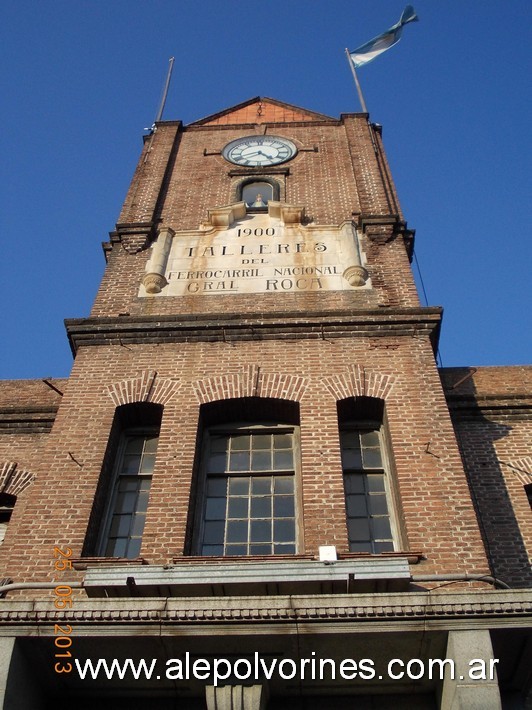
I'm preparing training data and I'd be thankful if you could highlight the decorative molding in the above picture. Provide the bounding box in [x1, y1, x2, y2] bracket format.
[106, 371, 181, 407]
[324, 364, 396, 402]
[192, 365, 308, 404]
[0, 590, 529, 626]
[0, 462, 35, 497]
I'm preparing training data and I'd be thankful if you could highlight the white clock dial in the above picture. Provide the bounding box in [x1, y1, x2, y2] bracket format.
[222, 136, 297, 167]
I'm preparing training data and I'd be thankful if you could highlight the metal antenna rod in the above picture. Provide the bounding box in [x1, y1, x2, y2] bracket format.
[153, 57, 175, 126]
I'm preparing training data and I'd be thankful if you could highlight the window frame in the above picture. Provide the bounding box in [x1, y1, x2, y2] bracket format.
[96, 426, 159, 559]
[340, 418, 401, 554]
[193, 422, 302, 557]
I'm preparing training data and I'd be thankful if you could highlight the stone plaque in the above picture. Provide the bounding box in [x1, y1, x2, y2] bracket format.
[140, 205, 369, 297]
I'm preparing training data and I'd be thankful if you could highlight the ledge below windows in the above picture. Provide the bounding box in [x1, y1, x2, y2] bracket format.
[82, 557, 411, 598]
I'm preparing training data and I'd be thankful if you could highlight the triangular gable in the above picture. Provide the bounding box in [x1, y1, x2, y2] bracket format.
[189, 96, 336, 126]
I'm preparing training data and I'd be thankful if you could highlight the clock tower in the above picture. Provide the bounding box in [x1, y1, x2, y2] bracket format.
[0, 96, 530, 709]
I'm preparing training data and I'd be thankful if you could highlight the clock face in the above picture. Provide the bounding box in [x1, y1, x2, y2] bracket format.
[222, 136, 297, 167]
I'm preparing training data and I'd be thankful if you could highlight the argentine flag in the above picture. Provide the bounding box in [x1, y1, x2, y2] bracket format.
[349, 6, 418, 68]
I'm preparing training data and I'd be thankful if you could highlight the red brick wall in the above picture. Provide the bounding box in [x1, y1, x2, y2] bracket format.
[442, 366, 532, 588]
[0, 338, 490, 588]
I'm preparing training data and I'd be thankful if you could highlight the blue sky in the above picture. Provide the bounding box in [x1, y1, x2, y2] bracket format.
[1, 0, 530, 378]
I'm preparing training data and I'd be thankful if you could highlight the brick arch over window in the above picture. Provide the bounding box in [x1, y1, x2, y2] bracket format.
[323, 365, 396, 402]
[106, 370, 181, 407]
[500, 457, 532, 487]
[0, 462, 35, 497]
[192, 365, 309, 404]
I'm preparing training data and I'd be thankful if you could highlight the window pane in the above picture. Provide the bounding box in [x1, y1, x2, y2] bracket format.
[124, 438, 144, 455]
[346, 495, 367, 517]
[348, 518, 371, 541]
[231, 435, 250, 451]
[273, 496, 295, 517]
[367, 474, 385, 492]
[368, 494, 388, 515]
[225, 544, 247, 556]
[228, 497, 249, 519]
[274, 434, 292, 449]
[274, 476, 294, 494]
[342, 449, 363, 469]
[273, 450, 293, 470]
[363, 448, 383, 468]
[251, 478, 271, 495]
[207, 478, 227, 496]
[250, 520, 271, 542]
[126, 538, 141, 558]
[226, 520, 248, 543]
[361, 431, 379, 447]
[115, 492, 137, 513]
[109, 515, 132, 538]
[250, 496, 271, 518]
[210, 435, 228, 453]
[136, 491, 150, 513]
[130, 515, 146, 536]
[372, 516, 392, 540]
[202, 544, 223, 556]
[274, 543, 296, 554]
[140, 454, 156, 473]
[121, 455, 142, 474]
[229, 451, 250, 471]
[144, 436, 159, 454]
[273, 519, 295, 543]
[203, 521, 224, 544]
[229, 477, 249, 495]
[344, 474, 365, 494]
[207, 453, 226, 474]
[253, 434, 270, 450]
[119, 479, 140, 493]
[251, 451, 271, 471]
[205, 497, 226, 520]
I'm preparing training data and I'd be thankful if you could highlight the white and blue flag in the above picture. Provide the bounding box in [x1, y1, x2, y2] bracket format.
[349, 6, 418, 68]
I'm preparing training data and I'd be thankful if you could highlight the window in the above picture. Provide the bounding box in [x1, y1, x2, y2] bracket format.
[98, 431, 158, 558]
[85, 402, 163, 559]
[0, 493, 16, 546]
[200, 428, 297, 556]
[239, 179, 279, 208]
[338, 397, 398, 554]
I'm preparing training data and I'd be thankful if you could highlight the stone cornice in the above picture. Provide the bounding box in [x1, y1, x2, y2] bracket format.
[65, 307, 442, 355]
[0, 590, 530, 633]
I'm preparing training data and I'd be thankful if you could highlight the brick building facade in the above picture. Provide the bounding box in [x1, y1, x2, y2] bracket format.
[0, 97, 530, 708]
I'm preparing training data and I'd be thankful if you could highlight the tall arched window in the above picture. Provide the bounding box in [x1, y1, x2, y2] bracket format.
[338, 397, 400, 553]
[192, 398, 300, 556]
[85, 402, 163, 559]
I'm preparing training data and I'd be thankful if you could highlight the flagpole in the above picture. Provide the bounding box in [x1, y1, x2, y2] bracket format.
[345, 48, 368, 114]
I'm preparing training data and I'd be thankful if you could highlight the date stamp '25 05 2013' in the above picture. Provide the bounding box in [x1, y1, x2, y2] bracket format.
[52, 546, 75, 675]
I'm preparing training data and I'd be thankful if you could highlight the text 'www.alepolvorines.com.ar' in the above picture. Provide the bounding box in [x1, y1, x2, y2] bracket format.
[74, 653, 499, 685]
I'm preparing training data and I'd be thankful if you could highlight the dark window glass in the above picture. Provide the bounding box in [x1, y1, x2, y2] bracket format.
[200, 430, 296, 556]
[341, 427, 394, 554]
[100, 433, 158, 558]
